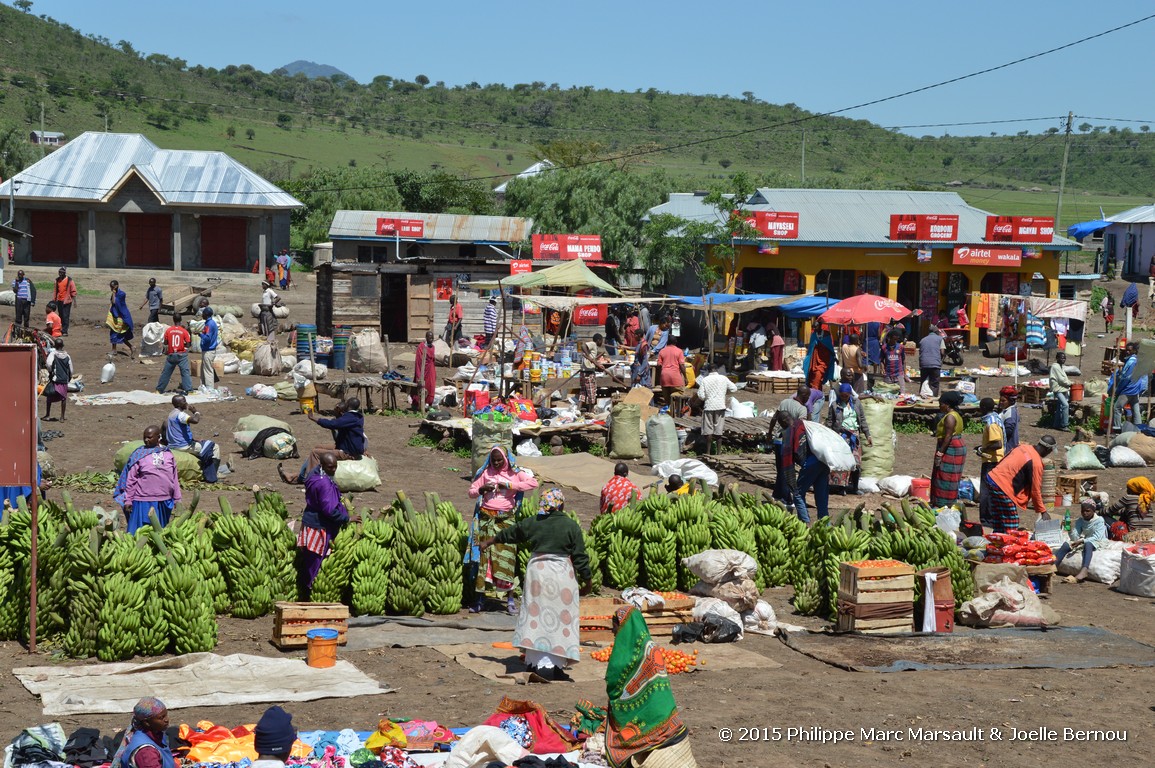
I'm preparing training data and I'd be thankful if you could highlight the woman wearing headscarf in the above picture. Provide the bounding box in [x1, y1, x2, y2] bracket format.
[108, 279, 136, 358]
[604, 606, 698, 767]
[111, 697, 172, 768]
[1104, 477, 1154, 540]
[630, 330, 652, 389]
[467, 446, 539, 614]
[826, 383, 871, 495]
[480, 488, 590, 681]
[931, 390, 967, 506]
[803, 323, 835, 392]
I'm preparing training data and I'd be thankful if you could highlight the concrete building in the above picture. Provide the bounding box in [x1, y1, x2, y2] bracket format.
[1101, 203, 1155, 278]
[30, 130, 65, 146]
[0, 132, 301, 273]
[317, 210, 533, 342]
[646, 188, 1080, 346]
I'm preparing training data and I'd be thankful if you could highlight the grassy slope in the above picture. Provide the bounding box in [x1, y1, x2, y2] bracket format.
[1, 3, 1151, 233]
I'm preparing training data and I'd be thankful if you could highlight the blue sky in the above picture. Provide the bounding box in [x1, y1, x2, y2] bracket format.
[25, 0, 1155, 136]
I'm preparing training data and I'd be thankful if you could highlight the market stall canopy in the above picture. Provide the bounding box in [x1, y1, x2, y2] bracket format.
[1027, 297, 1087, 322]
[1066, 219, 1110, 242]
[499, 259, 621, 294]
[819, 294, 911, 325]
[676, 292, 830, 318]
[528, 295, 674, 311]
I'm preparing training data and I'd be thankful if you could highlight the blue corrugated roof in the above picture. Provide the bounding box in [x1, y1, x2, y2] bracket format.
[0, 132, 301, 209]
[646, 188, 1079, 249]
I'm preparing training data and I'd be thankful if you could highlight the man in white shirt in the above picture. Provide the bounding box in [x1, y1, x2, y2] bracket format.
[1049, 351, 1073, 431]
[696, 363, 737, 455]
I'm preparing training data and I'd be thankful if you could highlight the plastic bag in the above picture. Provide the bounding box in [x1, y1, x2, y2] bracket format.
[293, 360, 327, 381]
[646, 413, 680, 465]
[263, 432, 297, 460]
[141, 322, 166, 357]
[333, 456, 381, 492]
[919, 378, 934, 399]
[727, 397, 756, 418]
[858, 476, 881, 494]
[1118, 546, 1155, 597]
[651, 458, 718, 487]
[690, 596, 744, 640]
[802, 421, 857, 471]
[690, 578, 760, 612]
[860, 399, 896, 478]
[609, 402, 643, 459]
[1110, 445, 1147, 468]
[1065, 443, 1104, 470]
[514, 440, 542, 457]
[878, 475, 914, 497]
[682, 549, 758, 584]
[246, 383, 278, 400]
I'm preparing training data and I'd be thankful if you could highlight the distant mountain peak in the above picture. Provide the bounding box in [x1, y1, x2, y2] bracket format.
[278, 60, 352, 80]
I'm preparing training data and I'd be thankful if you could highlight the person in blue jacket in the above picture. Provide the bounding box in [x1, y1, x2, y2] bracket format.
[199, 307, 220, 389]
[1110, 341, 1147, 427]
[110, 697, 173, 768]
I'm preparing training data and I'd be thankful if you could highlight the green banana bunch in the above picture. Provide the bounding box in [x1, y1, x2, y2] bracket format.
[606, 531, 640, 589]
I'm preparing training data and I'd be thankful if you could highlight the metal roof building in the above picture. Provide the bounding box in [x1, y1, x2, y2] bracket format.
[0, 132, 301, 272]
[1101, 202, 1155, 277]
[646, 188, 1071, 346]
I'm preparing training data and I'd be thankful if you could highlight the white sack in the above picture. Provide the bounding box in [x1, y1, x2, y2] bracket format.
[682, 549, 759, 584]
[651, 458, 718, 487]
[802, 420, 857, 472]
[691, 597, 744, 640]
[1117, 547, 1155, 598]
[878, 475, 914, 498]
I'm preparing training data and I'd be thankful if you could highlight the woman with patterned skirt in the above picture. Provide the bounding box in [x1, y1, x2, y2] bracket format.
[931, 390, 967, 506]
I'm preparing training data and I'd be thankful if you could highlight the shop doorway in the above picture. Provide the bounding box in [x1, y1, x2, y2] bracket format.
[380, 273, 409, 343]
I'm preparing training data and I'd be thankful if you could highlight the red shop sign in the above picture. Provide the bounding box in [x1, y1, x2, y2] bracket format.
[532, 233, 603, 260]
[509, 259, 532, 275]
[890, 214, 959, 241]
[985, 215, 1055, 243]
[376, 217, 425, 237]
[573, 304, 606, 326]
[952, 246, 1022, 267]
[736, 210, 800, 239]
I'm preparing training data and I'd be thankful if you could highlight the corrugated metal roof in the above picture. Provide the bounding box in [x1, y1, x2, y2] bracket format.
[1105, 203, 1155, 225]
[329, 210, 533, 242]
[646, 188, 1079, 248]
[0, 132, 301, 209]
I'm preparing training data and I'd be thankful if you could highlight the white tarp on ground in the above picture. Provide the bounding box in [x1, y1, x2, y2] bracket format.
[14, 653, 393, 716]
[71, 389, 236, 407]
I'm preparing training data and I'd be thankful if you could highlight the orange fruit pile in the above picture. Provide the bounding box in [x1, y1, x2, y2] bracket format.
[591, 644, 700, 673]
[591, 645, 613, 661]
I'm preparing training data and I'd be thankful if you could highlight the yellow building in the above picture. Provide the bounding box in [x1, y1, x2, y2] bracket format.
[647, 189, 1079, 346]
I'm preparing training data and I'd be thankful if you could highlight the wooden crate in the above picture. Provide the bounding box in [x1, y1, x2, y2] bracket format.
[835, 600, 914, 634]
[272, 602, 350, 650]
[1019, 385, 1047, 405]
[580, 597, 694, 641]
[1025, 564, 1056, 597]
[744, 376, 775, 394]
[839, 562, 915, 596]
[1057, 473, 1098, 498]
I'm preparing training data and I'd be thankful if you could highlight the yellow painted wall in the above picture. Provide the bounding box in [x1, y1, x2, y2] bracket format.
[716, 243, 1061, 346]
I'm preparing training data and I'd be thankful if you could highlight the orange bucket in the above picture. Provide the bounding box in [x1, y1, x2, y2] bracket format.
[910, 477, 931, 501]
[306, 628, 338, 668]
[1069, 381, 1084, 402]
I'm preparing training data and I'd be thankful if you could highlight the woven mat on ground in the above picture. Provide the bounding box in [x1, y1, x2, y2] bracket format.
[781, 626, 1155, 673]
[518, 454, 655, 499]
[434, 641, 777, 685]
[345, 614, 516, 650]
[14, 652, 393, 716]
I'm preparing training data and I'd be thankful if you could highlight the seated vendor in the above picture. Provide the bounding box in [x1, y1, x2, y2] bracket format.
[1053, 498, 1107, 582]
[279, 398, 366, 484]
[1103, 477, 1153, 539]
[665, 474, 690, 496]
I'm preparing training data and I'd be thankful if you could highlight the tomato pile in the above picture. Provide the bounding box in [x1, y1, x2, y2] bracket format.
[848, 559, 906, 569]
[590, 644, 701, 673]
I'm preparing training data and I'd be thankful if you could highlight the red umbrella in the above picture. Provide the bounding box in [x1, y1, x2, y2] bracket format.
[819, 294, 911, 325]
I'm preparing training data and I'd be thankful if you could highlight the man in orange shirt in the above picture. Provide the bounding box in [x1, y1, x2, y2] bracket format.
[44, 302, 63, 338]
[156, 314, 193, 395]
[53, 267, 77, 336]
[980, 435, 1056, 533]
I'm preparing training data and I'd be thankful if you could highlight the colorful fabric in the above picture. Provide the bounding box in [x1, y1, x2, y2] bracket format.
[605, 606, 686, 768]
[600, 475, 639, 516]
[128, 500, 174, 534]
[467, 446, 538, 514]
[1126, 477, 1154, 515]
[538, 488, 564, 515]
[513, 554, 581, 664]
[110, 289, 135, 344]
[930, 435, 966, 506]
[483, 699, 579, 755]
[803, 330, 835, 390]
[364, 720, 406, 752]
[979, 412, 1005, 464]
[497, 715, 533, 749]
[376, 747, 417, 768]
[396, 721, 456, 752]
[987, 444, 1045, 513]
[413, 341, 437, 407]
[474, 511, 518, 596]
[985, 478, 1020, 532]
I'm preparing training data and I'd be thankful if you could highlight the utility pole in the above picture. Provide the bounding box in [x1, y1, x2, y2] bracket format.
[1054, 111, 1073, 238]
[801, 130, 806, 184]
[103, 111, 109, 132]
[39, 101, 45, 158]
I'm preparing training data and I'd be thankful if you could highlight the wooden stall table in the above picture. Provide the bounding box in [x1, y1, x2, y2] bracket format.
[1057, 473, 1098, 499]
[319, 375, 420, 412]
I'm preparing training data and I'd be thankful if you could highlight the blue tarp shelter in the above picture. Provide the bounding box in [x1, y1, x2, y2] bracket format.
[1066, 220, 1110, 242]
[675, 292, 832, 318]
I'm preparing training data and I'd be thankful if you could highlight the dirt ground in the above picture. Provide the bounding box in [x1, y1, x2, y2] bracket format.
[3, 267, 1154, 766]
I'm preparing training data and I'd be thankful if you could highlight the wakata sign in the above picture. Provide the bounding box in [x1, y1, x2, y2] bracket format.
[952, 246, 1022, 267]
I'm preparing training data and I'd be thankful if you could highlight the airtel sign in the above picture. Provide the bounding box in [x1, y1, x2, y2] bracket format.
[952, 246, 1022, 267]
[984, 216, 1055, 243]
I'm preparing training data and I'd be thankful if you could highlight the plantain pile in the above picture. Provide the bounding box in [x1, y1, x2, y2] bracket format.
[425, 493, 465, 615]
[349, 512, 394, 616]
[211, 499, 275, 619]
[671, 493, 712, 591]
[310, 523, 360, 603]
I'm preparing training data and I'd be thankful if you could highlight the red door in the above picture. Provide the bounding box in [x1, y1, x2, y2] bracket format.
[29, 211, 79, 264]
[125, 214, 172, 267]
[199, 216, 249, 270]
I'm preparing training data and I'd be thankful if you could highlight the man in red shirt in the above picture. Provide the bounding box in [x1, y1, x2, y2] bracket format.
[156, 314, 193, 395]
[53, 267, 77, 335]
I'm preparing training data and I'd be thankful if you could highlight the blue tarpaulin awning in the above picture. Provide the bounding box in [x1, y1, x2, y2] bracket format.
[1066, 219, 1110, 242]
[675, 292, 833, 318]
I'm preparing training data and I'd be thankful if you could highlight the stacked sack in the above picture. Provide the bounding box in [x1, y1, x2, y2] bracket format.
[982, 530, 1055, 566]
[683, 549, 761, 613]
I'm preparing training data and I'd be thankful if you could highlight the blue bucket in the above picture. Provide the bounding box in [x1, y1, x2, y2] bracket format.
[306, 628, 339, 640]
[330, 347, 346, 370]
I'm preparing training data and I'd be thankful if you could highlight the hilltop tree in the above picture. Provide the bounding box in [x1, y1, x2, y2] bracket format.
[245, 128, 255, 140]
[1078, 122, 1092, 133]
[415, 74, 429, 86]
[719, 159, 732, 169]
[226, 125, 236, 139]
[15, 1, 33, 12]
[533, 139, 605, 168]
[0, 125, 36, 179]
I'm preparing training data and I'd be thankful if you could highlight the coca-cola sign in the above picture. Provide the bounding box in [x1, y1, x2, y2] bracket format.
[985, 216, 1055, 243]
[889, 214, 959, 241]
[735, 210, 800, 239]
[532, 234, 603, 260]
[375, 217, 425, 237]
[952, 246, 1022, 267]
[573, 304, 606, 325]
